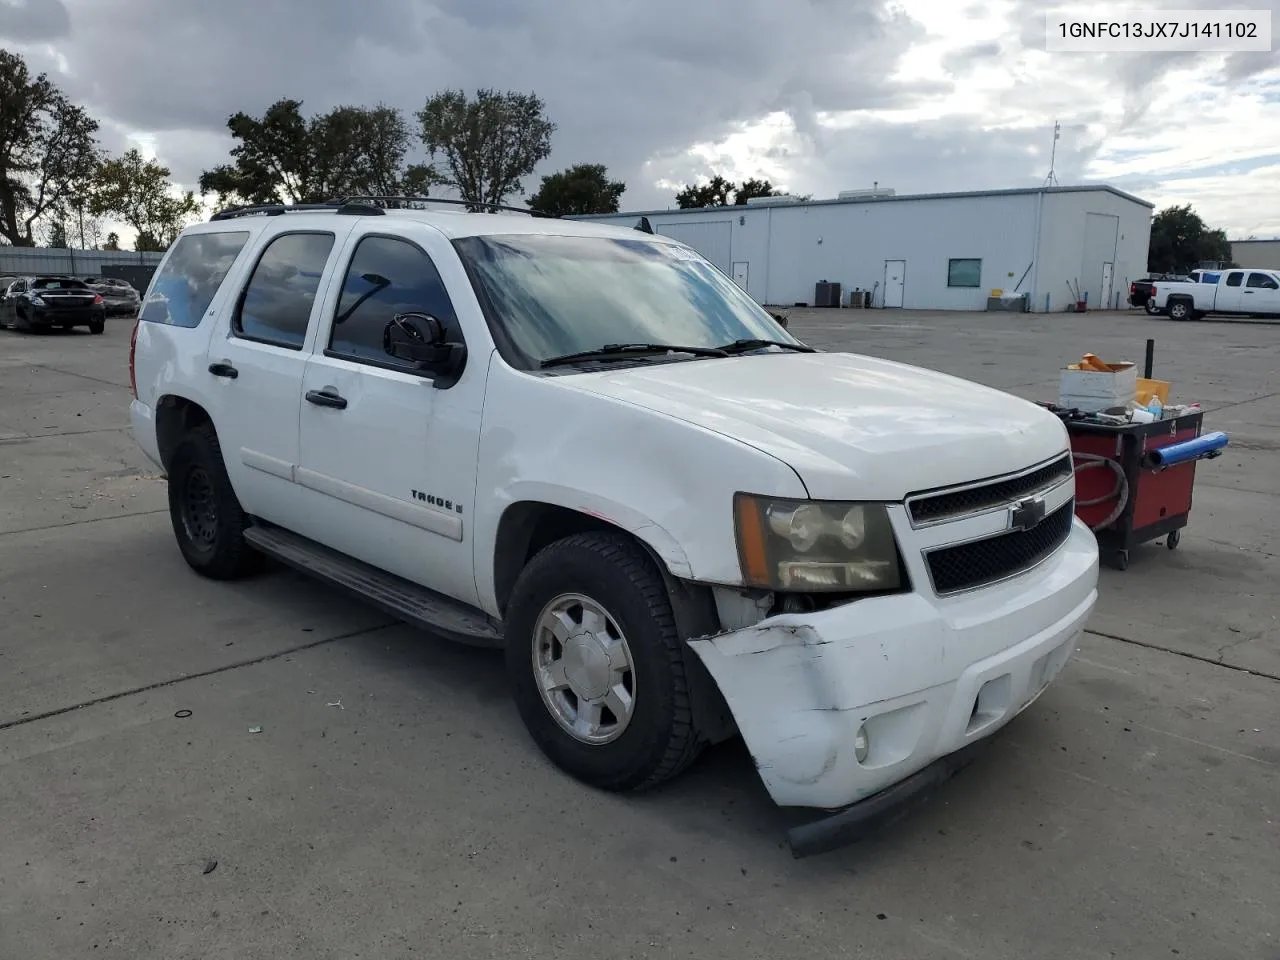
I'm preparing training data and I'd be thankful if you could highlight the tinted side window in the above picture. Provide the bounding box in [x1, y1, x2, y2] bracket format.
[328, 236, 460, 367]
[232, 232, 335, 349]
[139, 231, 251, 328]
[1246, 272, 1278, 289]
[1226, 272, 1243, 287]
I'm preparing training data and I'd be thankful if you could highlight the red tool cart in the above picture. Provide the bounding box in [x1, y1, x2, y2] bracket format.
[1065, 410, 1205, 570]
[1045, 339, 1227, 570]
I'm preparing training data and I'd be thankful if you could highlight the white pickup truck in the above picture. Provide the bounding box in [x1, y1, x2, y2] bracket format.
[1152, 267, 1280, 321]
[129, 198, 1099, 854]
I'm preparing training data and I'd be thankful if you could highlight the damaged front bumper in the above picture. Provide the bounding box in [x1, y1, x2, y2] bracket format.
[687, 518, 1099, 855]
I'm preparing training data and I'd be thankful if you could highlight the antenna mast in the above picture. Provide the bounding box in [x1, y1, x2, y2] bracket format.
[1043, 121, 1061, 186]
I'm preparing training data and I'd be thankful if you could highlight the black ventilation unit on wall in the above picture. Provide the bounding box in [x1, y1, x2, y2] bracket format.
[814, 281, 842, 308]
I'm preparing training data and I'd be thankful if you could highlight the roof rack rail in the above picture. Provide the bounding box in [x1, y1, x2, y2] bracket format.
[208, 200, 385, 222]
[330, 195, 557, 218]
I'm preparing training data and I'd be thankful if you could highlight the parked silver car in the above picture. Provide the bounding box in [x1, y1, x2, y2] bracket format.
[79, 276, 142, 316]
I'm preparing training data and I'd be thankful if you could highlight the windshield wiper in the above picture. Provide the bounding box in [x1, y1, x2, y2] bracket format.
[540, 343, 729, 369]
[716, 338, 816, 355]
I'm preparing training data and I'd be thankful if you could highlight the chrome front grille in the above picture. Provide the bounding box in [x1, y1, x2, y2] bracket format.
[906, 453, 1074, 527]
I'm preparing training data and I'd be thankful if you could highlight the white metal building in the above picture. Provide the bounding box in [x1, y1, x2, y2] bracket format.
[572, 185, 1153, 313]
[1229, 238, 1280, 270]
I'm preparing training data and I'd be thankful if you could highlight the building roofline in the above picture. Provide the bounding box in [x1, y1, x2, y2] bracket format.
[1229, 237, 1280, 244]
[569, 184, 1154, 220]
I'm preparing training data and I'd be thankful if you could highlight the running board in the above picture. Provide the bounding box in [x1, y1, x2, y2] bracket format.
[243, 523, 505, 648]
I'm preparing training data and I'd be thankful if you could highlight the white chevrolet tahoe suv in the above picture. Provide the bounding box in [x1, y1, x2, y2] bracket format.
[129, 198, 1099, 854]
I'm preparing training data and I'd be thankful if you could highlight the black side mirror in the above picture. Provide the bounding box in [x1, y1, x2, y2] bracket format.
[383, 312, 466, 387]
[770, 311, 789, 328]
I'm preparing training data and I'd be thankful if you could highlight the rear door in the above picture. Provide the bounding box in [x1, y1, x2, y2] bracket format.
[204, 222, 356, 532]
[1216, 271, 1246, 312]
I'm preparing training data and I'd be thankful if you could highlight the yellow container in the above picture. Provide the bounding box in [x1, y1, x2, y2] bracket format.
[1136, 377, 1170, 406]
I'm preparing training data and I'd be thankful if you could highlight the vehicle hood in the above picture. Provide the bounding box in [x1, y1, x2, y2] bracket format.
[561, 351, 1069, 501]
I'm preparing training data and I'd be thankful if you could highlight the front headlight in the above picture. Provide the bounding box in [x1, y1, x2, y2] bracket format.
[734, 493, 904, 592]
[30, 295, 45, 306]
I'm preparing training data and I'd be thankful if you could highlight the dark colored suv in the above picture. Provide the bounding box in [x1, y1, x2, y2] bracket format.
[0, 275, 107, 333]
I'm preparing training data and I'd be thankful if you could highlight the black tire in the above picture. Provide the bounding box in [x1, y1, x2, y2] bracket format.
[505, 532, 704, 793]
[88, 318, 105, 334]
[1167, 299, 1192, 321]
[1166, 529, 1180, 550]
[167, 423, 260, 580]
[1145, 298, 1161, 315]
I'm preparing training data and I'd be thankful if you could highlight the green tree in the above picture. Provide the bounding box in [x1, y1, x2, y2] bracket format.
[734, 178, 778, 205]
[1148, 204, 1234, 273]
[0, 49, 102, 246]
[45, 220, 68, 247]
[92, 148, 200, 249]
[199, 99, 440, 207]
[676, 174, 735, 209]
[102, 231, 120, 251]
[417, 89, 555, 211]
[527, 163, 625, 217]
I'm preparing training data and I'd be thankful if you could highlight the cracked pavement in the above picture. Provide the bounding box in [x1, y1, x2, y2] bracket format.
[0, 310, 1276, 960]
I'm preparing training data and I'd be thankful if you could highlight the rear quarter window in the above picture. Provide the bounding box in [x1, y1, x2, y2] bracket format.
[139, 230, 251, 328]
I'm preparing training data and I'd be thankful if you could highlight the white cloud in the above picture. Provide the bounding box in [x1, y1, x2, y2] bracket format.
[1, 0, 1277, 249]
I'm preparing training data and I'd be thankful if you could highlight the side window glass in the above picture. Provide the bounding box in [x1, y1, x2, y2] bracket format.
[1226, 272, 1243, 287]
[1245, 272, 1276, 289]
[328, 235, 460, 368]
[234, 232, 336, 349]
[139, 231, 250, 328]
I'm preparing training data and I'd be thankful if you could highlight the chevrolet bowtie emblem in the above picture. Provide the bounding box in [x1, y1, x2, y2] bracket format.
[1010, 496, 1047, 532]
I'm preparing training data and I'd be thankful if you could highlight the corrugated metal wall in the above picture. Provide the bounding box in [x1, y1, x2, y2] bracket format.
[0, 246, 164, 278]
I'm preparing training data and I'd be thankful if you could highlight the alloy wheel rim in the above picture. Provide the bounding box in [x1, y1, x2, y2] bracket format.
[531, 593, 636, 745]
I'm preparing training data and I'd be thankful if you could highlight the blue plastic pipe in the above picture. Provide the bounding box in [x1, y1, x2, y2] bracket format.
[1147, 431, 1229, 467]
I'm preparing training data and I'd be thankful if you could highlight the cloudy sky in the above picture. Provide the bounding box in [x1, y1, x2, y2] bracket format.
[2, 0, 1278, 242]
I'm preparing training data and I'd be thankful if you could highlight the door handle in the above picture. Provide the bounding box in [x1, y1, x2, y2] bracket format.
[208, 362, 238, 379]
[305, 388, 347, 410]
[1243, 290, 1255, 294]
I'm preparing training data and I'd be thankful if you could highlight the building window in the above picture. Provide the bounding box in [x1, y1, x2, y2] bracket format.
[947, 258, 982, 288]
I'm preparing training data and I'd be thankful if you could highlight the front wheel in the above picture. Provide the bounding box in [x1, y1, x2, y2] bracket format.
[167, 424, 261, 580]
[505, 532, 704, 793]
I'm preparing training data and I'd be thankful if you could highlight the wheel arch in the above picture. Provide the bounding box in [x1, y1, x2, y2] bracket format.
[155, 393, 215, 473]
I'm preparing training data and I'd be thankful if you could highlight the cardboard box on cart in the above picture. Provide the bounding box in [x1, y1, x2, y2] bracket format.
[1059, 358, 1138, 413]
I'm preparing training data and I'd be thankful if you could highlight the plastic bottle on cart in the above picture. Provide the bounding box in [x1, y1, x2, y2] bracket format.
[1148, 395, 1164, 419]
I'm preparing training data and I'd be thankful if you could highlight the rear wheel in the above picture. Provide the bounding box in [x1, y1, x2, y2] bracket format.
[167, 424, 260, 580]
[88, 318, 105, 334]
[505, 532, 704, 793]
[1145, 298, 1161, 315]
[1167, 299, 1192, 321]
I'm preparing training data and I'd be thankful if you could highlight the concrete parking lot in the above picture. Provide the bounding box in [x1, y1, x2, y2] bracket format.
[1, 309, 1276, 960]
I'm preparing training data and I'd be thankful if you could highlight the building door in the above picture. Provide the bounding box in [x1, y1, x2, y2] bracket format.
[884, 260, 906, 307]
[1101, 262, 1114, 310]
[731, 261, 749, 290]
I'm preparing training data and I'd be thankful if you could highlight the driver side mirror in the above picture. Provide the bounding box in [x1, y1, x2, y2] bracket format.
[770, 311, 789, 329]
[383, 312, 467, 388]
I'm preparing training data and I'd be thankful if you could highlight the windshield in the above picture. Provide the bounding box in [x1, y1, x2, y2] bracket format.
[32, 278, 89, 291]
[453, 233, 803, 368]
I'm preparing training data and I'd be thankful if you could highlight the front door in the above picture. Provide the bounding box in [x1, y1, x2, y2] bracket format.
[731, 261, 749, 290]
[204, 226, 352, 533]
[1243, 271, 1280, 315]
[884, 260, 906, 307]
[295, 227, 486, 608]
[1101, 262, 1114, 309]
